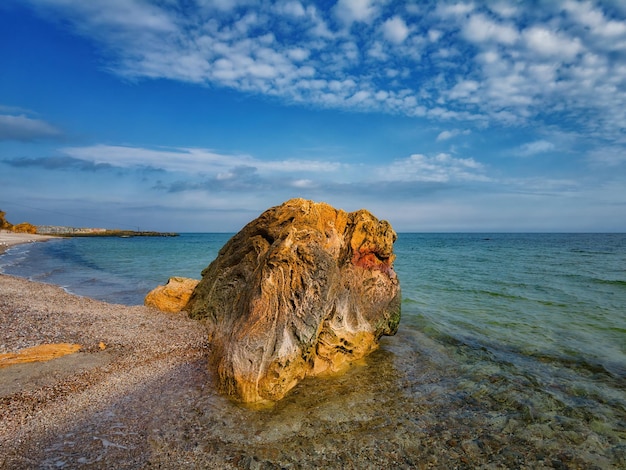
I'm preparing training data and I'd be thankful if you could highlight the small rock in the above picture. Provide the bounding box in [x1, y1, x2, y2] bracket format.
[145, 277, 199, 313]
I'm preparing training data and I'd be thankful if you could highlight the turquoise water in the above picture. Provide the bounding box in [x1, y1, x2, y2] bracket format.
[0, 233, 228, 305]
[2, 233, 626, 466]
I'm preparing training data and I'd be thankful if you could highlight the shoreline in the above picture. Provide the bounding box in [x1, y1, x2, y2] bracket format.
[0, 273, 210, 468]
[0, 230, 58, 256]
[4, 272, 617, 469]
[1, 235, 624, 467]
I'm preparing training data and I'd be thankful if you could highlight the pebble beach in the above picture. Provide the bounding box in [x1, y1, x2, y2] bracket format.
[0, 271, 209, 468]
[1, 232, 207, 467]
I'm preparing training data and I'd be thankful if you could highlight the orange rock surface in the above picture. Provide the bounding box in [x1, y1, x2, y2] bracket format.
[187, 198, 401, 403]
[144, 276, 199, 313]
[0, 343, 82, 368]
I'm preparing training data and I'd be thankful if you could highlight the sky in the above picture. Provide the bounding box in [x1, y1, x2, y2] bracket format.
[1, 0, 625, 232]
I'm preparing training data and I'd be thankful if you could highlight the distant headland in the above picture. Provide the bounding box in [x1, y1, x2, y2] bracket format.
[0, 210, 178, 238]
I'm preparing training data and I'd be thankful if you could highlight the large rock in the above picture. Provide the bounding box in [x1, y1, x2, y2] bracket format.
[186, 198, 401, 403]
[145, 277, 199, 313]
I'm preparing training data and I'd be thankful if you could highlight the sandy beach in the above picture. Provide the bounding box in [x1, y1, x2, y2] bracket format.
[0, 231, 58, 256]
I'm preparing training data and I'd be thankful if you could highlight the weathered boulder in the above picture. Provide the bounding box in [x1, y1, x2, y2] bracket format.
[145, 277, 199, 313]
[186, 198, 401, 403]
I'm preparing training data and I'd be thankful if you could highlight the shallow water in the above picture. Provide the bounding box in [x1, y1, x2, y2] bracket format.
[29, 327, 626, 468]
[2, 233, 626, 467]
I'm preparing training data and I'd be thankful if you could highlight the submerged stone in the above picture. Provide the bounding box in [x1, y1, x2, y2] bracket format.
[186, 198, 401, 403]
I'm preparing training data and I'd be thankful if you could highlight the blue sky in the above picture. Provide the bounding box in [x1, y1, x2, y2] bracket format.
[1, 0, 625, 232]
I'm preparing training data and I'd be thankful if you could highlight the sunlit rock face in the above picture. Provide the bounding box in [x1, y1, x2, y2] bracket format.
[0, 343, 82, 367]
[186, 198, 401, 404]
[145, 277, 199, 313]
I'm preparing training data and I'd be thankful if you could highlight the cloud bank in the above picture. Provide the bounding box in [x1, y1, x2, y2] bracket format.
[19, 0, 626, 145]
[3, 1, 625, 232]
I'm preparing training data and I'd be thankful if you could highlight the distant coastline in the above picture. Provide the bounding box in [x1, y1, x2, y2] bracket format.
[36, 225, 179, 238]
[1, 209, 177, 238]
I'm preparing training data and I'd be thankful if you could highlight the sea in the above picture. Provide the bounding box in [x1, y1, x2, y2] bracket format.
[1, 233, 625, 467]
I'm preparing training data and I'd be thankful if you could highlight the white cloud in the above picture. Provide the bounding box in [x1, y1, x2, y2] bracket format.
[523, 26, 583, 59]
[383, 153, 488, 183]
[382, 16, 410, 44]
[276, 1, 306, 18]
[563, 1, 626, 38]
[436, 130, 455, 141]
[262, 159, 342, 173]
[428, 29, 443, 42]
[489, 2, 518, 18]
[517, 140, 556, 157]
[32, 0, 176, 33]
[437, 3, 475, 18]
[15, 0, 626, 145]
[287, 47, 310, 61]
[587, 146, 626, 166]
[368, 41, 388, 60]
[62, 145, 244, 173]
[448, 80, 480, 100]
[436, 129, 471, 141]
[61, 145, 343, 175]
[290, 179, 316, 188]
[198, 0, 255, 12]
[57, 144, 496, 195]
[0, 114, 62, 141]
[463, 13, 519, 45]
[334, 0, 379, 25]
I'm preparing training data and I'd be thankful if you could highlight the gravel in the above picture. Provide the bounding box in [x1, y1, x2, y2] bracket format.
[0, 274, 209, 468]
